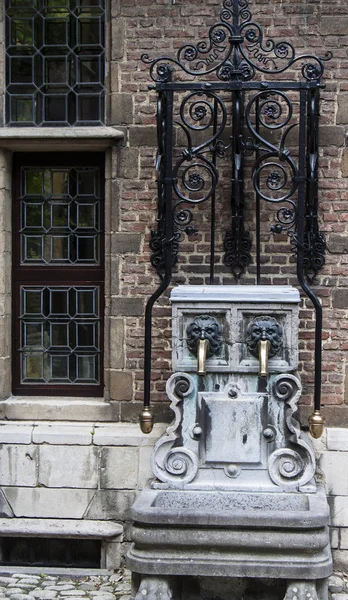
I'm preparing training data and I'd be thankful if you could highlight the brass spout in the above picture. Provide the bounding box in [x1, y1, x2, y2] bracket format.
[308, 410, 325, 439]
[258, 339, 271, 376]
[139, 408, 154, 434]
[197, 338, 209, 375]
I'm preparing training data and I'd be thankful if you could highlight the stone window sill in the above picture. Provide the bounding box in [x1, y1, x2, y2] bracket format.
[0, 127, 124, 151]
[0, 396, 120, 422]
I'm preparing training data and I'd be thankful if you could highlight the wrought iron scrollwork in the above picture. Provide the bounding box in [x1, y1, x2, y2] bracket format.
[142, 0, 332, 83]
[141, 0, 332, 431]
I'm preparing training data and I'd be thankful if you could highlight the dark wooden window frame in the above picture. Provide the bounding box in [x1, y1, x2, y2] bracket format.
[12, 152, 105, 397]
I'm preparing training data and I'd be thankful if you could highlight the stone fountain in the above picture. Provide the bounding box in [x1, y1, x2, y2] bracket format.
[127, 286, 332, 600]
[128, 0, 334, 596]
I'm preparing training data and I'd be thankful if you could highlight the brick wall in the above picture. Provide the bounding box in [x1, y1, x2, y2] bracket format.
[106, 0, 348, 425]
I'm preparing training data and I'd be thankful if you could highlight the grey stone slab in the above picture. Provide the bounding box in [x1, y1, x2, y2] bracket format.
[0, 445, 37, 487]
[38, 446, 98, 489]
[3, 488, 95, 519]
[0, 518, 122, 538]
[327, 428, 348, 451]
[0, 424, 33, 444]
[93, 423, 164, 447]
[100, 447, 138, 489]
[170, 285, 300, 304]
[84, 490, 135, 520]
[0, 399, 120, 422]
[32, 424, 93, 445]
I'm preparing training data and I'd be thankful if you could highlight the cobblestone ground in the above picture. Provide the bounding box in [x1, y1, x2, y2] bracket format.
[0, 570, 132, 600]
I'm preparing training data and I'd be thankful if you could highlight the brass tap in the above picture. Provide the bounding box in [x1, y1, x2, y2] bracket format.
[258, 339, 271, 376]
[308, 410, 325, 439]
[139, 408, 154, 434]
[197, 338, 209, 375]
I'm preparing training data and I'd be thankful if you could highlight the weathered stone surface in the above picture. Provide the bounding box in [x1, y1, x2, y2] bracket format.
[93, 422, 165, 446]
[104, 541, 122, 570]
[319, 451, 348, 495]
[337, 94, 348, 124]
[111, 18, 125, 60]
[0, 423, 32, 444]
[0, 445, 37, 487]
[110, 318, 125, 370]
[0, 398, 120, 422]
[320, 17, 348, 35]
[138, 446, 155, 490]
[32, 423, 93, 445]
[329, 574, 345, 593]
[111, 297, 145, 317]
[340, 528, 348, 551]
[328, 496, 348, 527]
[0, 517, 122, 539]
[110, 61, 119, 94]
[110, 371, 133, 401]
[110, 94, 133, 126]
[84, 490, 136, 520]
[128, 126, 156, 147]
[120, 401, 172, 424]
[331, 528, 339, 550]
[327, 428, 348, 451]
[59, 592, 86, 597]
[332, 550, 348, 576]
[3, 488, 95, 519]
[31, 591, 57, 599]
[332, 289, 348, 309]
[117, 147, 139, 179]
[112, 233, 141, 255]
[328, 233, 348, 253]
[39, 445, 99, 489]
[320, 126, 345, 147]
[100, 446, 138, 489]
[110, 256, 120, 297]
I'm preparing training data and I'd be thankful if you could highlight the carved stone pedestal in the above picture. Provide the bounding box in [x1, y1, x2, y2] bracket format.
[128, 287, 332, 600]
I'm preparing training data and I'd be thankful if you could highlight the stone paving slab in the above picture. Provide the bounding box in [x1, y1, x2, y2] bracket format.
[0, 571, 131, 600]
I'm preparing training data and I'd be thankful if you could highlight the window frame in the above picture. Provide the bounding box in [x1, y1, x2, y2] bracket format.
[12, 152, 105, 397]
[5, 0, 106, 127]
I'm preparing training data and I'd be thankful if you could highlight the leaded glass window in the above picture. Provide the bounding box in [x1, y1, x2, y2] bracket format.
[5, 0, 105, 126]
[13, 153, 104, 396]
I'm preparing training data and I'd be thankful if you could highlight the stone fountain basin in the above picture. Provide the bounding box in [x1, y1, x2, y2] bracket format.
[131, 486, 329, 529]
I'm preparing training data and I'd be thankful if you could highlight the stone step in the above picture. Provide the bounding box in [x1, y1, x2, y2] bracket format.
[0, 519, 123, 540]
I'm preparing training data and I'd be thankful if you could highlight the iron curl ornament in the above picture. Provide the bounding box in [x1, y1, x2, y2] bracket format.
[140, 0, 332, 438]
[141, 0, 332, 83]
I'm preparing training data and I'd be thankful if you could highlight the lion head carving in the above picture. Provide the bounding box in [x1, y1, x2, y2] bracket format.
[245, 316, 283, 358]
[186, 315, 222, 357]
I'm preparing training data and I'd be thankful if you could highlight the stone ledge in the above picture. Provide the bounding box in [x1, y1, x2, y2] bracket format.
[0, 127, 124, 151]
[0, 419, 166, 445]
[0, 397, 120, 422]
[0, 518, 123, 539]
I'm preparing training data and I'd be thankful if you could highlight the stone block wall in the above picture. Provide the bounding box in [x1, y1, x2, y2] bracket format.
[0, 422, 164, 568]
[315, 430, 348, 579]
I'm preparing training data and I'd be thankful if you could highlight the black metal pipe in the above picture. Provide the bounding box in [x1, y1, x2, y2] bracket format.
[143, 90, 174, 412]
[296, 89, 322, 414]
[209, 97, 218, 285]
[255, 96, 261, 285]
